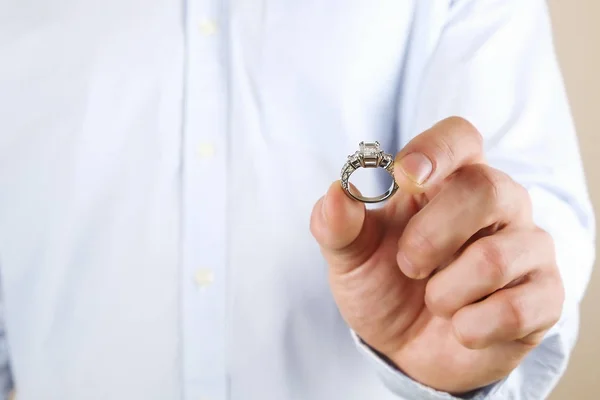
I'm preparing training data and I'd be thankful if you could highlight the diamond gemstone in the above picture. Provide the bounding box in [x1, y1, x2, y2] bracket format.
[359, 141, 381, 155]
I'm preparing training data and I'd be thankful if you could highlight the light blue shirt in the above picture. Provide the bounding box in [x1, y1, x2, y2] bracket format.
[0, 0, 595, 399]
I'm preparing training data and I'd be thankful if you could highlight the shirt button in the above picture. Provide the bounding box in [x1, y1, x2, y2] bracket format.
[194, 269, 214, 288]
[198, 142, 215, 158]
[198, 19, 217, 36]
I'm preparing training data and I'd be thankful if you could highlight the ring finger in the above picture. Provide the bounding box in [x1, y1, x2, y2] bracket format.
[424, 227, 557, 319]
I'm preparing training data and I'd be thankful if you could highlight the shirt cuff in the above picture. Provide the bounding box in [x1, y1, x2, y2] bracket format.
[351, 330, 508, 400]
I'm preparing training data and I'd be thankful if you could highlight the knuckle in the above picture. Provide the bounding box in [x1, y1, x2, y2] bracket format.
[476, 239, 508, 283]
[460, 165, 535, 225]
[473, 166, 502, 207]
[517, 184, 533, 216]
[427, 117, 484, 170]
[460, 165, 515, 220]
[458, 165, 535, 225]
[445, 116, 484, 148]
[536, 228, 556, 257]
[444, 116, 470, 126]
[452, 317, 480, 349]
[424, 281, 452, 317]
[503, 293, 527, 334]
[403, 219, 439, 260]
[433, 131, 457, 166]
[445, 116, 478, 134]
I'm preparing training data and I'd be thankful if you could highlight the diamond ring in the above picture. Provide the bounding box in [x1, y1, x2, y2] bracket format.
[340, 141, 399, 203]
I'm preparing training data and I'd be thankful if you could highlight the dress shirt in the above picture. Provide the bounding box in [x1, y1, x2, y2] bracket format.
[0, 0, 595, 399]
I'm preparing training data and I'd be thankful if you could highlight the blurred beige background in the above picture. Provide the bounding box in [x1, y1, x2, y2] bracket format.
[548, 1, 600, 399]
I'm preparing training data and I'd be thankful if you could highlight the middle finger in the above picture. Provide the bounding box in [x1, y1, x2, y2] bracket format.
[396, 164, 531, 279]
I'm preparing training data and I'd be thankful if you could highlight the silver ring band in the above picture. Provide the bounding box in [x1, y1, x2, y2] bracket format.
[340, 141, 399, 203]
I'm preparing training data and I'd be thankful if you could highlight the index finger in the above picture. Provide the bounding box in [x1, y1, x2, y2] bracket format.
[393, 116, 485, 195]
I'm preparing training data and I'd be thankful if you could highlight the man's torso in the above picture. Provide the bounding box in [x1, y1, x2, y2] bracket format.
[0, 1, 448, 398]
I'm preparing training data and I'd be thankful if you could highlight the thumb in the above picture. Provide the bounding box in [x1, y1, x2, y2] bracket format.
[310, 181, 382, 273]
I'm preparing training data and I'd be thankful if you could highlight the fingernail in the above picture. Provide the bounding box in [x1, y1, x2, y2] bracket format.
[398, 152, 433, 185]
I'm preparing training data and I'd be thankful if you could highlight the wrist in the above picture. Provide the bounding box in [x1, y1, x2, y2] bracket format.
[384, 348, 494, 395]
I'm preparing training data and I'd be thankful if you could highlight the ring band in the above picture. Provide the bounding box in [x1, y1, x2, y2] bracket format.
[340, 141, 399, 203]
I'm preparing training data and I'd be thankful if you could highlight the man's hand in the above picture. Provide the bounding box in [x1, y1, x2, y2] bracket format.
[310, 117, 564, 393]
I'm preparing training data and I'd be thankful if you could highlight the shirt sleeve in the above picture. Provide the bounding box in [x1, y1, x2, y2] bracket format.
[355, 0, 596, 399]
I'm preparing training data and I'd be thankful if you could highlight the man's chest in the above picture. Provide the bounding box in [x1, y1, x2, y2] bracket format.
[0, 1, 427, 399]
[0, 0, 417, 289]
